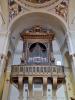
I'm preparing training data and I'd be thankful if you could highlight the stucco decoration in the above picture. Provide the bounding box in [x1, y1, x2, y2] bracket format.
[55, 0, 69, 21]
[8, 0, 69, 22]
[15, 0, 63, 9]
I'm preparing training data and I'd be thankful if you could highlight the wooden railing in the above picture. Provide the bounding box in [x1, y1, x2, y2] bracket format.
[11, 65, 65, 77]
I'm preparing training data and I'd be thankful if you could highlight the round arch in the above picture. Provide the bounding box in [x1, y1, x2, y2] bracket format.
[8, 11, 68, 57]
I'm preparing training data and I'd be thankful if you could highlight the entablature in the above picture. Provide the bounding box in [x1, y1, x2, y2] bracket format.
[20, 26, 55, 41]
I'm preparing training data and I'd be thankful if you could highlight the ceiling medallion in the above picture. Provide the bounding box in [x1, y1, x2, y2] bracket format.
[15, 0, 63, 9]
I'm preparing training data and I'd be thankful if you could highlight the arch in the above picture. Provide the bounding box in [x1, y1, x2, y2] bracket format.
[8, 11, 68, 50]
[8, 11, 68, 33]
[29, 42, 47, 52]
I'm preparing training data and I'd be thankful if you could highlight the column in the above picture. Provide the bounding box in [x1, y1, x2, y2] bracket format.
[65, 69, 75, 100]
[18, 76, 23, 100]
[63, 53, 75, 100]
[52, 76, 57, 100]
[0, 34, 9, 77]
[24, 41, 28, 64]
[21, 40, 27, 64]
[28, 77, 33, 98]
[26, 41, 29, 64]
[49, 40, 54, 65]
[2, 67, 11, 100]
[43, 77, 47, 97]
[0, 33, 10, 99]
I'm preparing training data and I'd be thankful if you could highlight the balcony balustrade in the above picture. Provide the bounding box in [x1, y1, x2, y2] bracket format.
[11, 65, 65, 78]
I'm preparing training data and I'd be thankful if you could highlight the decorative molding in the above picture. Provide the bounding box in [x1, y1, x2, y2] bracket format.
[55, 0, 69, 21]
[8, 0, 69, 22]
[15, 0, 63, 9]
[20, 26, 55, 41]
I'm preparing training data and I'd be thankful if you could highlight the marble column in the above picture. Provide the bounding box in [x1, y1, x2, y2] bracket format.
[21, 41, 27, 64]
[43, 77, 47, 97]
[63, 53, 75, 100]
[65, 69, 75, 100]
[18, 76, 23, 100]
[0, 33, 9, 77]
[52, 76, 57, 100]
[28, 77, 33, 99]
[2, 67, 11, 100]
[52, 89, 57, 100]
[48, 40, 54, 65]
[0, 33, 10, 99]
[0, 54, 9, 99]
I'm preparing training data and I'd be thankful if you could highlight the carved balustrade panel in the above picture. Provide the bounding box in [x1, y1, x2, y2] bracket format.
[11, 65, 65, 77]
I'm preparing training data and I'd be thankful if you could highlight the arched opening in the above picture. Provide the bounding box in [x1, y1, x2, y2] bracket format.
[29, 42, 46, 52]
[8, 12, 69, 100]
[9, 12, 67, 65]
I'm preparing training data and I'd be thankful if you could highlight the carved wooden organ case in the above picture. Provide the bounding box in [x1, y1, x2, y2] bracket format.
[20, 26, 55, 65]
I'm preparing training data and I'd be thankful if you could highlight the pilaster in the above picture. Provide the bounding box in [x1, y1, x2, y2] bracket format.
[0, 33, 10, 99]
[0, 54, 8, 99]
[2, 67, 11, 100]
[65, 68, 75, 100]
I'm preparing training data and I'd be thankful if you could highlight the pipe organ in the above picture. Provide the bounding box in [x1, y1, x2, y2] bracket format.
[10, 26, 65, 100]
[20, 26, 55, 65]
